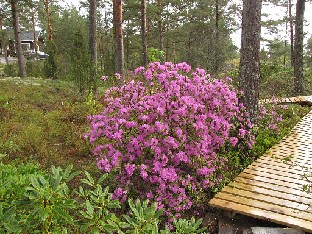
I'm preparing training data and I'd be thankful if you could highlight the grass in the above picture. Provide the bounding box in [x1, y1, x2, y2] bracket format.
[0, 77, 100, 175]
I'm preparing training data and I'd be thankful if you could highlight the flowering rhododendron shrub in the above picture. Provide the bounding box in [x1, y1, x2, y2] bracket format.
[85, 62, 254, 218]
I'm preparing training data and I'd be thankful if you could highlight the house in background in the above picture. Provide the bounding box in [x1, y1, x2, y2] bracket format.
[2, 30, 44, 56]
[21, 30, 42, 51]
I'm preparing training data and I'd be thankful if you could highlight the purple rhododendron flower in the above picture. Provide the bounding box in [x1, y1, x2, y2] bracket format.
[101, 76, 109, 81]
[86, 62, 255, 221]
[125, 164, 136, 177]
[229, 137, 238, 147]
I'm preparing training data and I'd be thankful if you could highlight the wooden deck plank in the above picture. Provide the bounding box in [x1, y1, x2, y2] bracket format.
[249, 160, 307, 177]
[246, 162, 306, 178]
[226, 182, 312, 207]
[241, 170, 307, 186]
[234, 177, 311, 199]
[238, 172, 307, 190]
[209, 108, 312, 231]
[259, 95, 312, 106]
[214, 190, 311, 218]
[209, 199, 312, 232]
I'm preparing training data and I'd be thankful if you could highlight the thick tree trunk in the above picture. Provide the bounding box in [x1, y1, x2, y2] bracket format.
[289, 0, 295, 67]
[293, 0, 305, 94]
[114, 0, 124, 80]
[141, 0, 148, 67]
[239, 0, 262, 120]
[89, 0, 97, 90]
[11, 1, 26, 78]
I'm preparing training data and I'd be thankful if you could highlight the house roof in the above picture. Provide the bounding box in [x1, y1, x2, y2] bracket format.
[3, 30, 41, 41]
[21, 31, 41, 41]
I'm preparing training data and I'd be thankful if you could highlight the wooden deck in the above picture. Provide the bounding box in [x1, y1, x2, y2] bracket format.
[209, 111, 312, 232]
[259, 95, 312, 106]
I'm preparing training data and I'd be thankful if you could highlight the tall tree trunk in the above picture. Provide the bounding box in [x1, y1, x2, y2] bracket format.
[44, 0, 52, 41]
[293, 0, 305, 94]
[98, 31, 104, 73]
[289, 0, 295, 67]
[11, 1, 26, 78]
[114, 0, 124, 81]
[157, 0, 163, 52]
[214, 0, 220, 75]
[113, 0, 116, 72]
[239, 0, 262, 120]
[32, 10, 38, 59]
[141, 0, 148, 67]
[0, 16, 2, 54]
[4, 41, 9, 64]
[89, 0, 97, 91]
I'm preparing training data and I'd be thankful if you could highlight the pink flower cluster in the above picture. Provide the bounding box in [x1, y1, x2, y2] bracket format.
[86, 62, 254, 218]
[257, 97, 288, 132]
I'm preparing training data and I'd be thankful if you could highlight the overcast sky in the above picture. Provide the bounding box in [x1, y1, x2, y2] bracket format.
[61, 0, 312, 48]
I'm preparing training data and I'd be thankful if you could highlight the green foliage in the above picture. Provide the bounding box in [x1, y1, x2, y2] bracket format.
[0, 64, 5, 77]
[77, 172, 121, 233]
[122, 199, 163, 234]
[0, 94, 10, 109]
[25, 60, 45, 77]
[148, 48, 165, 63]
[0, 159, 41, 203]
[163, 218, 207, 234]
[3, 63, 18, 77]
[22, 165, 79, 233]
[0, 204, 21, 233]
[0, 158, 42, 233]
[0, 159, 207, 233]
[260, 62, 295, 97]
[44, 42, 58, 79]
[50, 8, 92, 93]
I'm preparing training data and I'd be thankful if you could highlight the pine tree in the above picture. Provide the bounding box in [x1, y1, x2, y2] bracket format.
[239, 0, 262, 120]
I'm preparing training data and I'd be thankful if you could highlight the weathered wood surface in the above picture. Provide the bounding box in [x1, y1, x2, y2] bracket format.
[259, 96, 312, 106]
[209, 111, 312, 232]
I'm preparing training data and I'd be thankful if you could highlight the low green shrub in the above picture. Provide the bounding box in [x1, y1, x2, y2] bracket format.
[3, 63, 18, 77]
[25, 60, 45, 78]
[0, 159, 207, 233]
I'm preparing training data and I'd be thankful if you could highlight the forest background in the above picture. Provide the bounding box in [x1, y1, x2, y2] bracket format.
[1, 0, 312, 96]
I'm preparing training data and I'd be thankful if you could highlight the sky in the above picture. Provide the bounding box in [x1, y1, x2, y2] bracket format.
[62, 0, 312, 49]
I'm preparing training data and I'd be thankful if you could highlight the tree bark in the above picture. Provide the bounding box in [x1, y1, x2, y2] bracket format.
[289, 0, 295, 67]
[44, 0, 52, 41]
[214, 0, 220, 74]
[89, 0, 97, 90]
[141, 0, 148, 67]
[157, 0, 163, 52]
[293, 0, 305, 94]
[0, 16, 2, 55]
[32, 10, 38, 59]
[4, 41, 9, 64]
[114, 0, 124, 80]
[239, 0, 262, 120]
[11, 1, 26, 78]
